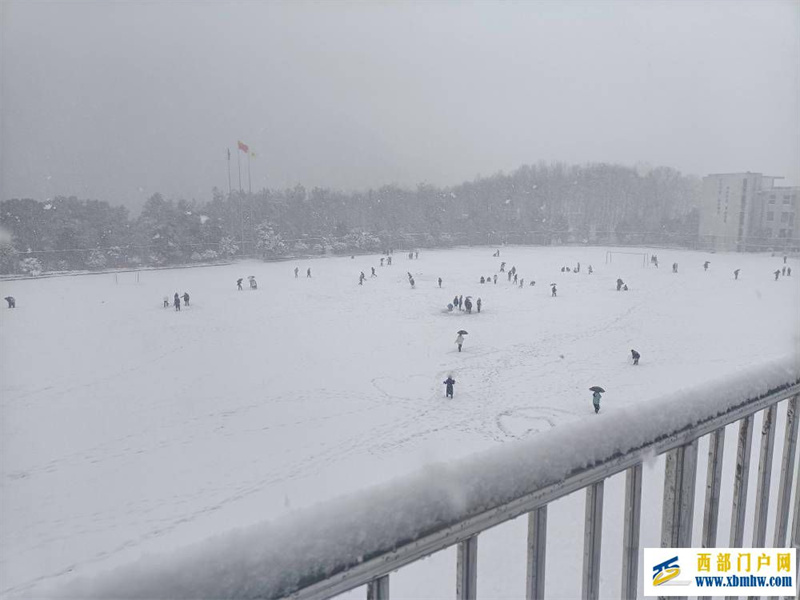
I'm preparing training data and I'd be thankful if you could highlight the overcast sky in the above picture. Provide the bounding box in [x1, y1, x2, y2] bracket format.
[1, 0, 798, 211]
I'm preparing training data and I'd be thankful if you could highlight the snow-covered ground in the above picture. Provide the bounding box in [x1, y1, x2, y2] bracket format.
[1, 246, 798, 598]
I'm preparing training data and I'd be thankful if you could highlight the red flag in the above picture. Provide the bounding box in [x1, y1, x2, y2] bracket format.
[238, 140, 249, 153]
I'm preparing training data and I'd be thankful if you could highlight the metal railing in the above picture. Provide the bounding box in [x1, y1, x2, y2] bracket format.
[285, 382, 800, 600]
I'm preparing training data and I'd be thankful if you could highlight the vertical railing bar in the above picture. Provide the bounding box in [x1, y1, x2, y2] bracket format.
[773, 395, 798, 547]
[661, 447, 680, 548]
[456, 535, 478, 600]
[582, 480, 604, 600]
[753, 405, 778, 547]
[366, 574, 389, 600]
[730, 414, 754, 547]
[661, 441, 698, 549]
[621, 463, 642, 600]
[702, 427, 726, 548]
[791, 432, 800, 593]
[525, 506, 547, 600]
[678, 440, 698, 547]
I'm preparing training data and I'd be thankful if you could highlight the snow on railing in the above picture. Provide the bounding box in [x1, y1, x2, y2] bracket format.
[55, 356, 800, 600]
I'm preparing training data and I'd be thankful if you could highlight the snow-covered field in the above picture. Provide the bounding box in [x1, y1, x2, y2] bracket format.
[1, 246, 798, 599]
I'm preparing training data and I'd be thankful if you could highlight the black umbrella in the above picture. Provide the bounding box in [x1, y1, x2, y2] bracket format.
[589, 386, 605, 393]
[550, 283, 557, 286]
[457, 330, 469, 335]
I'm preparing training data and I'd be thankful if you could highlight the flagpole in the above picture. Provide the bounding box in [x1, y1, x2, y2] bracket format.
[247, 152, 252, 195]
[227, 148, 232, 196]
[237, 148, 242, 193]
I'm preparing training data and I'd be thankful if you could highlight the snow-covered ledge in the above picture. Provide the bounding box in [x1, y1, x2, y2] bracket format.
[55, 356, 799, 600]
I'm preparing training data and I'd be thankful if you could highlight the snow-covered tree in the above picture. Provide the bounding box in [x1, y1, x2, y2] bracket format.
[218, 236, 239, 258]
[255, 222, 285, 257]
[86, 249, 107, 270]
[19, 256, 43, 276]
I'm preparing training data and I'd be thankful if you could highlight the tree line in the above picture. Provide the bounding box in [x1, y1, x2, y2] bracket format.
[0, 162, 700, 275]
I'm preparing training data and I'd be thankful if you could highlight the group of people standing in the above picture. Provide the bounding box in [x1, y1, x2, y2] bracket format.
[164, 292, 190, 310]
[448, 294, 481, 314]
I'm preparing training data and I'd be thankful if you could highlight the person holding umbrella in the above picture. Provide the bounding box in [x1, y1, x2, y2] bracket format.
[455, 330, 467, 352]
[4, 296, 15, 308]
[443, 375, 456, 398]
[590, 386, 605, 413]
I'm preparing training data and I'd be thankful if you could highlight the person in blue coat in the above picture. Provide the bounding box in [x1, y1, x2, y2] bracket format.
[592, 390, 602, 413]
[443, 376, 456, 398]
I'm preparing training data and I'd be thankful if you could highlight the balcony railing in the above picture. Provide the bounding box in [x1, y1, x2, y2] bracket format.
[60, 358, 800, 600]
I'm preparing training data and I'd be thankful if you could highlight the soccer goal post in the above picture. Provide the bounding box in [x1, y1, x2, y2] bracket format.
[604, 251, 649, 268]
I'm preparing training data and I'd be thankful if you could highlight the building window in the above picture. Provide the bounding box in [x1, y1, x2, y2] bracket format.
[781, 212, 789, 223]
[769, 195, 776, 204]
[767, 211, 774, 221]
[779, 229, 787, 238]
[784, 195, 791, 203]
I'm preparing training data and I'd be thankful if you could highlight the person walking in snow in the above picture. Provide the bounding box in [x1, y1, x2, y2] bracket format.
[616, 278, 624, 291]
[476, 298, 482, 313]
[551, 284, 557, 297]
[513, 273, 518, 284]
[455, 333, 465, 352]
[530, 280, 536, 286]
[672, 262, 678, 273]
[438, 277, 442, 288]
[307, 268, 312, 278]
[459, 295, 463, 310]
[443, 376, 456, 398]
[453, 295, 459, 309]
[782, 266, 786, 276]
[371, 267, 377, 277]
[508, 271, 513, 282]
[182, 292, 190, 306]
[519, 278, 524, 287]
[237, 278, 243, 290]
[5, 296, 15, 308]
[774, 269, 781, 281]
[359, 272, 365, 285]
[500, 261, 506, 272]
[409, 277, 415, 288]
[493, 274, 498, 284]
[163, 295, 169, 308]
[704, 261, 710, 271]
[734, 269, 740, 280]
[631, 349, 640, 365]
[387, 256, 392, 266]
[788, 267, 792, 276]
[415, 251, 419, 259]
[173, 293, 181, 311]
[480, 276, 486, 284]
[652, 257, 658, 268]
[592, 390, 603, 414]
[464, 297, 472, 313]
[588, 265, 593, 274]
[623, 284, 629, 291]
[380, 257, 384, 267]
[294, 267, 299, 278]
